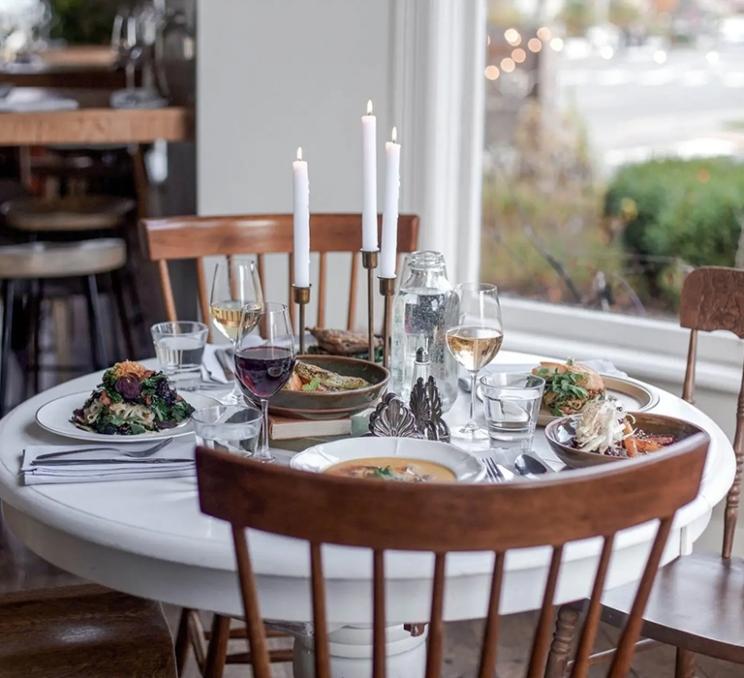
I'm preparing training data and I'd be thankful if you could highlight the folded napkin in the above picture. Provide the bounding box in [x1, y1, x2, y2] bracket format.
[482, 359, 627, 378]
[461, 360, 628, 392]
[20, 439, 195, 486]
[0, 96, 79, 113]
[202, 344, 233, 384]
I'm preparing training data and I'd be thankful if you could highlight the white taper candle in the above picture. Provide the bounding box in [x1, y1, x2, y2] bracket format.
[292, 146, 310, 288]
[361, 99, 378, 252]
[380, 127, 400, 278]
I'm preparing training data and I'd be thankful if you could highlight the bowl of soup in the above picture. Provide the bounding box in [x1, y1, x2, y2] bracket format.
[290, 437, 486, 483]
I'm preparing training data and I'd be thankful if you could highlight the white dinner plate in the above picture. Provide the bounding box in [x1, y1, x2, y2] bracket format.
[290, 436, 486, 483]
[35, 391, 217, 443]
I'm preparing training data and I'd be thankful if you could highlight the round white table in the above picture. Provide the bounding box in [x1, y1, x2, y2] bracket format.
[0, 351, 735, 677]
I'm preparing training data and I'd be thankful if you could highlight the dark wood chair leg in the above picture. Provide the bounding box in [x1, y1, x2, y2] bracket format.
[545, 603, 581, 678]
[0, 279, 15, 417]
[83, 274, 108, 370]
[675, 647, 696, 678]
[204, 614, 231, 678]
[174, 608, 192, 675]
[111, 270, 136, 359]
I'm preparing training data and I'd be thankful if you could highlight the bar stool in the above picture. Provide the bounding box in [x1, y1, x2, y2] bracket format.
[2, 195, 139, 358]
[0, 239, 128, 416]
[2, 195, 135, 234]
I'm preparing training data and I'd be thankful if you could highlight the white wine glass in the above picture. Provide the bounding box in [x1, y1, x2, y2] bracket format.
[445, 282, 503, 441]
[209, 259, 263, 404]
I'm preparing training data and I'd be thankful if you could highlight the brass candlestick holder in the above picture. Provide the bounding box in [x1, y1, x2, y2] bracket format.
[292, 284, 311, 354]
[378, 276, 395, 368]
[361, 250, 379, 362]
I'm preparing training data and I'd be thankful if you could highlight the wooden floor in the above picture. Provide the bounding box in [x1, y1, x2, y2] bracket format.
[166, 607, 742, 677]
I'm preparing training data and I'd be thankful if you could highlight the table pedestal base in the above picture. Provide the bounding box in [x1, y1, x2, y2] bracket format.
[292, 624, 427, 678]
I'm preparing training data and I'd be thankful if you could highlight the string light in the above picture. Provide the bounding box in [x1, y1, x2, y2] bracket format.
[512, 47, 526, 64]
[537, 26, 552, 41]
[504, 28, 521, 46]
[484, 65, 500, 80]
[550, 37, 564, 52]
[527, 37, 542, 53]
[500, 57, 515, 73]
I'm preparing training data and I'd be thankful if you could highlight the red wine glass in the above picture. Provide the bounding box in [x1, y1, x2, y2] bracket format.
[234, 302, 295, 463]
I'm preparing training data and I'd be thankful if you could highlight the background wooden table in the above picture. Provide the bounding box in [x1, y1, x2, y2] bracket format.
[0, 88, 193, 145]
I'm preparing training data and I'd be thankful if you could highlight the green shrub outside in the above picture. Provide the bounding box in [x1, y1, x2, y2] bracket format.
[606, 157, 744, 268]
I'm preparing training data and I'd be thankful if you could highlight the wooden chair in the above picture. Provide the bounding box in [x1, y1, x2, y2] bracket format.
[547, 266, 744, 677]
[0, 584, 176, 677]
[140, 213, 419, 331]
[141, 213, 417, 676]
[195, 434, 709, 678]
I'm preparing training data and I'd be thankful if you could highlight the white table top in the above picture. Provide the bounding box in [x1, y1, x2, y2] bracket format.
[0, 351, 735, 624]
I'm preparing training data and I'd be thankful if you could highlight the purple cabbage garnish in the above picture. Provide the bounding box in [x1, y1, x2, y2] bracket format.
[115, 376, 141, 401]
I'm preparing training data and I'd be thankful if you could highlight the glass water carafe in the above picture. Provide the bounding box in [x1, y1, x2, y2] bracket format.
[390, 251, 458, 410]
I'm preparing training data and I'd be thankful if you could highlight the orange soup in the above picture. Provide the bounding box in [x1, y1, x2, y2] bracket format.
[325, 457, 456, 483]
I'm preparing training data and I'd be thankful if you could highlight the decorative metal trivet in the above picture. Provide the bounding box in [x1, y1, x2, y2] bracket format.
[369, 378, 450, 442]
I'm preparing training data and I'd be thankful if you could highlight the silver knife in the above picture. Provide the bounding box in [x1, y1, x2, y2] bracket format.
[32, 458, 194, 467]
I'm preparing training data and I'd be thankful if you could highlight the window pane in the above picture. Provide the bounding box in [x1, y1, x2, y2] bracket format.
[483, 1, 744, 317]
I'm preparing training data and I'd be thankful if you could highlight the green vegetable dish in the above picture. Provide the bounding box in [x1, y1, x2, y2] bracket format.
[71, 361, 195, 435]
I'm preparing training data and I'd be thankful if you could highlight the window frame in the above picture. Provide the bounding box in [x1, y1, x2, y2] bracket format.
[394, 0, 741, 395]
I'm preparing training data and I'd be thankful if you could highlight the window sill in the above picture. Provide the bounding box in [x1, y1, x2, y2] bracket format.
[500, 298, 743, 395]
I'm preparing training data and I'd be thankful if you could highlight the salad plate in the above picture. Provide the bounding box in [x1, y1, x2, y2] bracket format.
[35, 390, 216, 443]
[537, 374, 658, 426]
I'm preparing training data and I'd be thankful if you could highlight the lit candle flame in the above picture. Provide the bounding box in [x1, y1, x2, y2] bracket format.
[391, 126, 398, 143]
[366, 99, 373, 115]
[296, 146, 303, 161]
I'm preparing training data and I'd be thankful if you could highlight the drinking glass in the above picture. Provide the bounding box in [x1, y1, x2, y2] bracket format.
[445, 283, 503, 441]
[480, 373, 545, 456]
[209, 259, 264, 404]
[192, 404, 262, 456]
[233, 302, 295, 463]
[151, 321, 208, 389]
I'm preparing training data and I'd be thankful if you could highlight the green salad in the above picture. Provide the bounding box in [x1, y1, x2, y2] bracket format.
[71, 361, 194, 435]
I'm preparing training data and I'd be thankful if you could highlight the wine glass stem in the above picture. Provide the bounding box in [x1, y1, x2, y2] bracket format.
[257, 398, 270, 458]
[468, 370, 479, 428]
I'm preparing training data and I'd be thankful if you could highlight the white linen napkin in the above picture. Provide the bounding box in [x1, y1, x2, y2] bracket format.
[202, 344, 233, 384]
[20, 439, 195, 486]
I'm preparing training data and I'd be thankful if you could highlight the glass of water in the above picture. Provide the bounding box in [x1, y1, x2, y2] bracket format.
[480, 372, 545, 456]
[192, 405, 262, 457]
[151, 321, 208, 390]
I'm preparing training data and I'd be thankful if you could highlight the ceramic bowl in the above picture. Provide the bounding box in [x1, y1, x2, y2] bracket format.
[544, 412, 707, 469]
[290, 436, 486, 482]
[269, 355, 389, 420]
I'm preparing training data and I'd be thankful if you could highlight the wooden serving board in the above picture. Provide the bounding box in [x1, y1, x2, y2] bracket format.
[537, 374, 659, 427]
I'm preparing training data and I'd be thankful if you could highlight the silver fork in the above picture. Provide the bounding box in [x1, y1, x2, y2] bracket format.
[35, 438, 173, 462]
[484, 457, 503, 482]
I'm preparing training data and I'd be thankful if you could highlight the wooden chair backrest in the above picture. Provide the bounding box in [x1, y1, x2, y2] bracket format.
[140, 213, 419, 332]
[679, 265, 744, 558]
[196, 435, 708, 678]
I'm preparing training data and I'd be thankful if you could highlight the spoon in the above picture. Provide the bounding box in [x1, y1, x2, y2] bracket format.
[514, 454, 549, 477]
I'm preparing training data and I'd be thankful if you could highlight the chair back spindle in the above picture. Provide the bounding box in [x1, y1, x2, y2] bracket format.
[196, 433, 708, 678]
[679, 266, 744, 558]
[141, 213, 419, 337]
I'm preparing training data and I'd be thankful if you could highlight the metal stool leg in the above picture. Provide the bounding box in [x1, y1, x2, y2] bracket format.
[111, 270, 136, 359]
[1, 280, 15, 417]
[83, 275, 108, 370]
[29, 280, 43, 395]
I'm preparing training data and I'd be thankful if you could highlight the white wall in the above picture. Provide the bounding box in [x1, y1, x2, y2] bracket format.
[197, 0, 396, 328]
